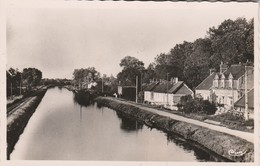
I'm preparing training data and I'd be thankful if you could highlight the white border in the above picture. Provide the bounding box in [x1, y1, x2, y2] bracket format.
[1, 1, 259, 166]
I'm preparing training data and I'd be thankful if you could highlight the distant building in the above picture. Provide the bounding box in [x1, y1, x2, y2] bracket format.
[118, 86, 136, 101]
[195, 62, 254, 111]
[143, 78, 193, 110]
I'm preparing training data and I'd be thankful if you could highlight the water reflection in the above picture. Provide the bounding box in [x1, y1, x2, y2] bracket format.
[11, 87, 224, 161]
[166, 134, 230, 162]
[73, 91, 92, 107]
[116, 112, 144, 132]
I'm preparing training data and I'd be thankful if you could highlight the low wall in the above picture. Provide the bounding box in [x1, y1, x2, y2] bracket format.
[95, 97, 254, 162]
[7, 88, 47, 159]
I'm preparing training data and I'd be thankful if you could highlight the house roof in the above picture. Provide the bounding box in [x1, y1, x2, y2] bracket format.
[143, 82, 158, 91]
[195, 63, 253, 90]
[223, 64, 246, 80]
[195, 72, 216, 90]
[152, 82, 174, 93]
[234, 89, 254, 109]
[168, 81, 184, 93]
[150, 81, 192, 95]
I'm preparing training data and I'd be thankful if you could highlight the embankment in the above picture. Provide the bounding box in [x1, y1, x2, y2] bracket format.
[7, 88, 47, 159]
[95, 97, 254, 162]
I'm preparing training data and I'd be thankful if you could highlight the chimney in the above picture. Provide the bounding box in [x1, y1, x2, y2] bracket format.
[175, 77, 178, 83]
[170, 77, 174, 84]
[210, 68, 216, 75]
[220, 62, 228, 73]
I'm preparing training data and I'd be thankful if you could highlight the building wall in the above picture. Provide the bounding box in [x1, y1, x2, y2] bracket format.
[195, 90, 211, 101]
[153, 92, 168, 105]
[213, 89, 239, 108]
[144, 91, 153, 103]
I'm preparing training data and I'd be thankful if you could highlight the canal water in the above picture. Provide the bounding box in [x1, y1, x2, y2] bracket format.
[11, 87, 219, 161]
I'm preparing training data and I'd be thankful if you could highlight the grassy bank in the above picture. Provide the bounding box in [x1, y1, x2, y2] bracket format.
[7, 88, 47, 159]
[95, 97, 254, 162]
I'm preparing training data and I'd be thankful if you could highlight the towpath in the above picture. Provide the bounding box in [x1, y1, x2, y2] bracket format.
[104, 97, 254, 143]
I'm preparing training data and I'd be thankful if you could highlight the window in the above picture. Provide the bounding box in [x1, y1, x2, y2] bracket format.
[214, 80, 218, 88]
[221, 80, 225, 88]
[151, 92, 154, 100]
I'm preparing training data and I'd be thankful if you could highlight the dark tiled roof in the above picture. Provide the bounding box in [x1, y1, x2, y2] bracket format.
[234, 89, 254, 109]
[223, 64, 245, 80]
[195, 73, 216, 90]
[168, 81, 183, 93]
[153, 82, 173, 93]
[143, 82, 158, 91]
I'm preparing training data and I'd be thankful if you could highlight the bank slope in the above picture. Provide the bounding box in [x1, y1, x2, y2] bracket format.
[95, 97, 254, 162]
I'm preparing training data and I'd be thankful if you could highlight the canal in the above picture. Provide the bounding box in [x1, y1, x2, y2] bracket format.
[11, 87, 220, 161]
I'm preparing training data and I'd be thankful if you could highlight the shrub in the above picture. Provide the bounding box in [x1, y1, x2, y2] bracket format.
[182, 98, 217, 115]
[243, 119, 254, 127]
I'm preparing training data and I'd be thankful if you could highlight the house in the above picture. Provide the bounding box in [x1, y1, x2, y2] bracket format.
[234, 88, 254, 119]
[195, 69, 216, 101]
[195, 62, 254, 111]
[143, 82, 159, 104]
[144, 78, 193, 110]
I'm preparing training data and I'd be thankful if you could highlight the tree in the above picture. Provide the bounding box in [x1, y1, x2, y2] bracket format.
[6, 68, 22, 96]
[142, 63, 156, 83]
[117, 56, 145, 86]
[152, 41, 193, 81]
[183, 38, 212, 89]
[73, 67, 100, 89]
[22, 68, 42, 90]
[208, 18, 253, 68]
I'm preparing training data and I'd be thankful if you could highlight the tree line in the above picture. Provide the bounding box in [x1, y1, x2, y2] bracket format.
[6, 67, 42, 97]
[117, 18, 254, 90]
[72, 67, 117, 94]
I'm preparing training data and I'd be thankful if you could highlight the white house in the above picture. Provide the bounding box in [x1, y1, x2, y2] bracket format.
[144, 78, 193, 110]
[195, 62, 254, 110]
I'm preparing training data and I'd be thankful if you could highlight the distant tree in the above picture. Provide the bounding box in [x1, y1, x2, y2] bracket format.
[6, 68, 22, 96]
[73, 67, 100, 88]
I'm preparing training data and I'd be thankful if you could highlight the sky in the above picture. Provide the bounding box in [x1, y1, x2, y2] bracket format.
[6, 1, 257, 79]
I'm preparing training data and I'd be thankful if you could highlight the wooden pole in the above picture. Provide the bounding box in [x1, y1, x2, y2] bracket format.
[167, 73, 169, 106]
[136, 75, 138, 103]
[102, 77, 104, 93]
[11, 82, 13, 100]
[245, 66, 249, 120]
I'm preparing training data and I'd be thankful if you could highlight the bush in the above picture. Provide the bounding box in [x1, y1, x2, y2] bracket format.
[182, 98, 217, 115]
[243, 119, 254, 127]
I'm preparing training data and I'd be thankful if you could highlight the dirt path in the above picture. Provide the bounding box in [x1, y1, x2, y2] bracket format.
[106, 97, 254, 143]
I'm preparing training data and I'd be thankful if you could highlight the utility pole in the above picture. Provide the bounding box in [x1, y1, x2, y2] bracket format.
[136, 75, 138, 103]
[232, 79, 234, 108]
[20, 74, 22, 96]
[102, 76, 104, 93]
[166, 73, 169, 106]
[11, 82, 13, 100]
[244, 65, 249, 120]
